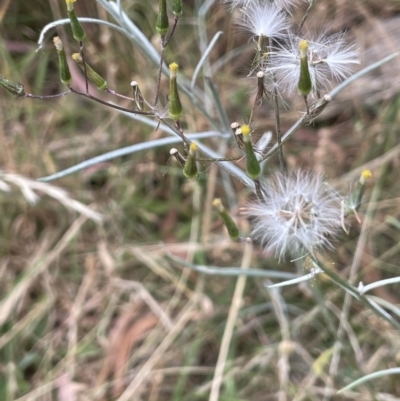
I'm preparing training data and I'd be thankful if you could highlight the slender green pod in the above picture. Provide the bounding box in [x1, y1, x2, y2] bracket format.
[183, 143, 198, 178]
[241, 125, 261, 179]
[212, 198, 240, 241]
[172, 0, 183, 16]
[156, 0, 169, 35]
[0, 74, 25, 97]
[53, 37, 71, 86]
[168, 63, 183, 121]
[297, 40, 312, 96]
[72, 53, 107, 90]
[65, 0, 85, 41]
[348, 169, 372, 212]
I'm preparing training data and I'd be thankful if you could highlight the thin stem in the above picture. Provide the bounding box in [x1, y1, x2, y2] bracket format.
[303, 95, 310, 114]
[311, 255, 400, 331]
[106, 88, 138, 103]
[174, 120, 190, 149]
[69, 87, 154, 115]
[254, 179, 265, 202]
[248, 98, 258, 127]
[196, 156, 242, 162]
[297, 0, 317, 35]
[164, 16, 179, 47]
[25, 91, 71, 99]
[154, 17, 179, 107]
[248, 74, 268, 126]
[273, 90, 285, 171]
[263, 118, 303, 162]
[79, 41, 89, 95]
[268, 37, 285, 171]
[169, 255, 297, 279]
[209, 239, 252, 401]
[154, 35, 167, 107]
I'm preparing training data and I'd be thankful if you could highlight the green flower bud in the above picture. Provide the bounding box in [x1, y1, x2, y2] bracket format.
[72, 53, 107, 90]
[168, 62, 183, 121]
[53, 37, 71, 86]
[0, 73, 25, 97]
[241, 125, 261, 179]
[67, 1, 85, 42]
[212, 198, 240, 241]
[183, 143, 198, 178]
[156, 0, 169, 35]
[347, 170, 372, 213]
[297, 40, 312, 96]
[172, 0, 183, 16]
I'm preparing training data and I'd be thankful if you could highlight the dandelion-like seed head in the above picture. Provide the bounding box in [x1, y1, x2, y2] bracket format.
[237, 2, 289, 40]
[243, 170, 342, 260]
[269, 31, 360, 96]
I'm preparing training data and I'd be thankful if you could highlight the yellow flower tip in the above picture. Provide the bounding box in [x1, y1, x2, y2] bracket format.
[53, 36, 63, 51]
[71, 53, 82, 63]
[212, 198, 222, 209]
[299, 40, 309, 51]
[299, 39, 309, 58]
[241, 124, 251, 136]
[169, 62, 179, 76]
[361, 170, 372, 180]
[65, 0, 76, 11]
[189, 142, 198, 153]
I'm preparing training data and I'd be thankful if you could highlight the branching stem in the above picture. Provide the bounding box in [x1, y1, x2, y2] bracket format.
[297, 0, 317, 35]
[154, 17, 180, 107]
[269, 37, 285, 171]
[69, 87, 154, 115]
[79, 41, 89, 95]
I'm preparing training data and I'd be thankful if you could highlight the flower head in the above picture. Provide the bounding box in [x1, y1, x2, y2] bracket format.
[237, 2, 289, 39]
[269, 31, 359, 97]
[243, 170, 342, 260]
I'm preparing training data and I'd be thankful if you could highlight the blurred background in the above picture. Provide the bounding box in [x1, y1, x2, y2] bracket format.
[1, 0, 400, 400]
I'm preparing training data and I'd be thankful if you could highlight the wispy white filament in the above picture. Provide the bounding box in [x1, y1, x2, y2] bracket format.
[243, 171, 342, 260]
[237, 2, 289, 39]
[269, 32, 360, 96]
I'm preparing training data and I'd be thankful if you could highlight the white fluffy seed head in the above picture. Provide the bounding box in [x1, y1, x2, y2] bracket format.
[237, 2, 289, 39]
[268, 31, 360, 97]
[243, 170, 342, 260]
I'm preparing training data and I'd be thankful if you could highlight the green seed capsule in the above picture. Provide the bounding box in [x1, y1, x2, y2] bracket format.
[68, 9, 85, 42]
[156, 0, 169, 35]
[172, 0, 183, 16]
[297, 40, 312, 96]
[183, 143, 198, 178]
[72, 53, 107, 90]
[168, 63, 183, 121]
[241, 125, 261, 179]
[348, 170, 372, 212]
[0, 73, 25, 97]
[53, 37, 71, 86]
[212, 198, 240, 241]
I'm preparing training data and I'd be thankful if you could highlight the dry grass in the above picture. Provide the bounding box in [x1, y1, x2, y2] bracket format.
[1, 0, 400, 400]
